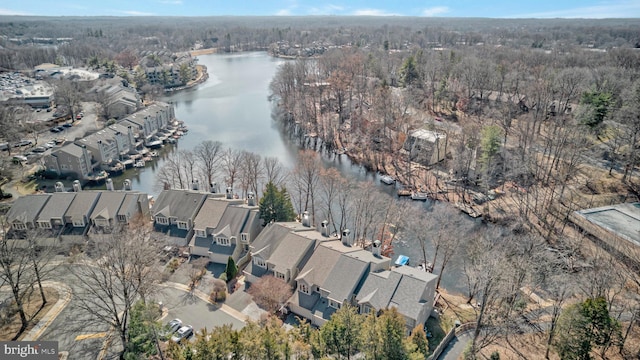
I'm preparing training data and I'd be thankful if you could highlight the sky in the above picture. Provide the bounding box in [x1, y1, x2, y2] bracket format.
[1, 0, 639, 18]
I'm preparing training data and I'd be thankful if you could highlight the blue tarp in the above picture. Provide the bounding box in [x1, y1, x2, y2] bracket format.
[395, 255, 410, 266]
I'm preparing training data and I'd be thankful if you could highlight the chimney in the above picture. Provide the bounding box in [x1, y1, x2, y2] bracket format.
[123, 179, 132, 191]
[372, 240, 382, 257]
[320, 220, 329, 237]
[301, 211, 310, 227]
[341, 229, 351, 246]
[226, 186, 233, 199]
[191, 180, 199, 191]
[54, 182, 65, 192]
[247, 191, 256, 206]
[72, 180, 82, 192]
[163, 182, 170, 190]
[106, 178, 114, 191]
[210, 182, 218, 193]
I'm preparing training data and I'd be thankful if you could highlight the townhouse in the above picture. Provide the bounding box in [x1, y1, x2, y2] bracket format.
[243, 216, 438, 331]
[189, 192, 261, 265]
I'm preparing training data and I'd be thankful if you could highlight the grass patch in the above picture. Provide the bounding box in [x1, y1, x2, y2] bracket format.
[426, 317, 448, 353]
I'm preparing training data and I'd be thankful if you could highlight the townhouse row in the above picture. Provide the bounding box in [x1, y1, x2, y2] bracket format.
[5, 180, 149, 239]
[147, 188, 438, 331]
[43, 102, 175, 181]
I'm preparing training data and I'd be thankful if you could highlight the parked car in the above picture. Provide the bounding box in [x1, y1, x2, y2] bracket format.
[171, 325, 193, 343]
[32, 147, 47, 153]
[12, 155, 28, 163]
[50, 127, 60, 133]
[44, 142, 55, 149]
[62, 123, 73, 128]
[13, 140, 33, 147]
[159, 319, 182, 340]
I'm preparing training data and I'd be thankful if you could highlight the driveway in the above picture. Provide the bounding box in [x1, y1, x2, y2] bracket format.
[157, 287, 246, 335]
[438, 332, 472, 360]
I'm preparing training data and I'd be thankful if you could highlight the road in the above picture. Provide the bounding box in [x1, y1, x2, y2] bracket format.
[438, 332, 472, 360]
[36, 264, 249, 360]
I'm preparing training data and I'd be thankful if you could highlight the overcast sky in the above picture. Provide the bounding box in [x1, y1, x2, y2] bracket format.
[2, 0, 640, 18]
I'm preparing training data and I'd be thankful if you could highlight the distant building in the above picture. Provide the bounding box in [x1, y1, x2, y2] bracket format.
[403, 129, 447, 166]
[573, 202, 640, 263]
[43, 143, 93, 180]
[92, 79, 141, 119]
[120, 102, 174, 140]
[143, 52, 196, 88]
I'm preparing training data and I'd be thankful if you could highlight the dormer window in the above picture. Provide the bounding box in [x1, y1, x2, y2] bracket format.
[253, 257, 266, 268]
[176, 221, 188, 230]
[299, 283, 310, 295]
[155, 216, 169, 225]
[195, 229, 206, 238]
[275, 271, 286, 281]
[216, 237, 230, 246]
[241, 233, 249, 243]
[328, 299, 341, 310]
[38, 221, 52, 229]
[12, 223, 27, 230]
[361, 304, 372, 314]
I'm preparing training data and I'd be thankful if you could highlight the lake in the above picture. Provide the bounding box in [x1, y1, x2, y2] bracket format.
[105, 51, 471, 294]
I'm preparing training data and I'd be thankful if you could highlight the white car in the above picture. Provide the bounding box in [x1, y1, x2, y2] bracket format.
[171, 325, 193, 343]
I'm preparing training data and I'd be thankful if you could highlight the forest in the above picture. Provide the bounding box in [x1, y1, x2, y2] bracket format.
[1, 15, 640, 359]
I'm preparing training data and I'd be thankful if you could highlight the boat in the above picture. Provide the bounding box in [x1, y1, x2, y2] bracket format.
[395, 255, 410, 266]
[145, 139, 163, 149]
[166, 138, 177, 144]
[133, 160, 145, 168]
[379, 175, 395, 185]
[121, 159, 134, 169]
[411, 192, 429, 201]
[397, 187, 412, 197]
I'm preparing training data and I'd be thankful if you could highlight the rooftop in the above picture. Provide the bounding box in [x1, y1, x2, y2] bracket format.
[575, 202, 640, 246]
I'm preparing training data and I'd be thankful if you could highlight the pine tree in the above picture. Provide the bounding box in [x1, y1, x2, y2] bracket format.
[259, 181, 296, 224]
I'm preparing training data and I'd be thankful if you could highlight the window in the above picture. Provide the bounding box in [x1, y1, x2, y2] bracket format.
[299, 283, 310, 294]
[176, 221, 188, 230]
[253, 257, 266, 268]
[241, 233, 249, 242]
[38, 221, 52, 229]
[72, 219, 84, 227]
[117, 215, 128, 223]
[12, 223, 26, 230]
[216, 237, 230, 246]
[361, 304, 372, 314]
[155, 216, 168, 225]
[195, 229, 206, 238]
[328, 299, 341, 310]
[275, 271, 286, 281]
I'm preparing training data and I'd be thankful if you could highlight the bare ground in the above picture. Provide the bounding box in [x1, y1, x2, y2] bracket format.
[0, 287, 59, 341]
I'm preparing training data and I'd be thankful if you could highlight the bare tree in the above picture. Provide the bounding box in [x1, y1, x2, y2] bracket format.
[221, 148, 242, 192]
[193, 140, 223, 192]
[263, 156, 287, 188]
[240, 151, 263, 200]
[291, 150, 322, 224]
[69, 219, 161, 358]
[248, 275, 293, 314]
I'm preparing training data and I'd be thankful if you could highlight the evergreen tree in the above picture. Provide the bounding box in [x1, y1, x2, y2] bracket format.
[225, 256, 238, 280]
[320, 305, 363, 359]
[378, 308, 408, 360]
[259, 181, 296, 224]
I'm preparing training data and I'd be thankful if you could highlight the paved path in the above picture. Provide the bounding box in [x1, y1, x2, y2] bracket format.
[160, 281, 251, 323]
[22, 281, 73, 341]
[438, 331, 472, 360]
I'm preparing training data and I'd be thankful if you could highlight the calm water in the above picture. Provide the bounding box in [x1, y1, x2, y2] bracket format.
[102, 52, 470, 294]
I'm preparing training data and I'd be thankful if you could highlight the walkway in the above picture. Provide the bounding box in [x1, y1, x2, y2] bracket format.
[22, 281, 73, 341]
[438, 331, 472, 360]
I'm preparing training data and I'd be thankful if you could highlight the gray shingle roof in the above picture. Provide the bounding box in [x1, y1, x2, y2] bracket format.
[37, 192, 76, 221]
[267, 232, 315, 273]
[193, 197, 231, 230]
[323, 254, 370, 303]
[152, 190, 207, 223]
[90, 192, 127, 220]
[356, 270, 402, 311]
[250, 222, 296, 259]
[57, 143, 86, 158]
[66, 192, 101, 221]
[6, 194, 51, 224]
[295, 240, 356, 287]
[117, 193, 141, 217]
[388, 266, 437, 321]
